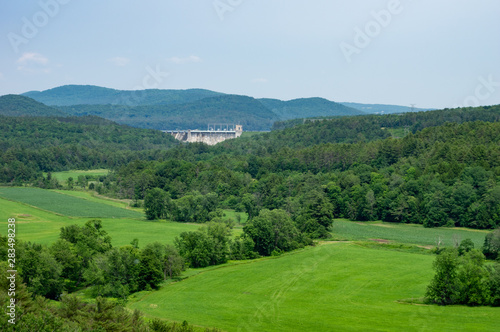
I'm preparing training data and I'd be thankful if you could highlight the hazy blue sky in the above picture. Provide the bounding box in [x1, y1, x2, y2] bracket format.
[1, 0, 499, 109]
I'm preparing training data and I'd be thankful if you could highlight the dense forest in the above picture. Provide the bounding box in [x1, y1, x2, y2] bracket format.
[0, 115, 178, 183]
[113, 119, 500, 229]
[272, 105, 500, 132]
[2, 105, 500, 230]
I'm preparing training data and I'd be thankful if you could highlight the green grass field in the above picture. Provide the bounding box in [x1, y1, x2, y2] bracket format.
[129, 242, 499, 331]
[0, 187, 142, 218]
[222, 209, 248, 224]
[51, 189, 143, 213]
[331, 219, 489, 248]
[384, 127, 409, 138]
[0, 190, 201, 247]
[0, 187, 498, 330]
[47, 169, 109, 184]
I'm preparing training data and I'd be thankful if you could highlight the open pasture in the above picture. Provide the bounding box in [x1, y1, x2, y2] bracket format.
[0, 192, 200, 247]
[129, 242, 499, 331]
[331, 219, 489, 248]
[51, 189, 143, 213]
[0, 187, 142, 218]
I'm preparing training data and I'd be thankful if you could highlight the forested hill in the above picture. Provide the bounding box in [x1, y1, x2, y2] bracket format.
[0, 115, 178, 150]
[23, 85, 223, 106]
[217, 105, 500, 154]
[272, 105, 500, 131]
[0, 115, 179, 182]
[341, 102, 431, 114]
[21, 85, 363, 130]
[114, 118, 500, 229]
[1, 104, 500, 229]
[0, 94, 66, 117]
[58, 95, 279, 131]
[259, 97, 363, 120]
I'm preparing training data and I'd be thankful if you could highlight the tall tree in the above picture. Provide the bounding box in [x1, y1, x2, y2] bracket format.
[426, 249, 460, 305]
[244, 209, 302, 256]
[144, 188, 171, 220]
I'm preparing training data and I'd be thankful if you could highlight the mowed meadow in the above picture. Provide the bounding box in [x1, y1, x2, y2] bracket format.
[0, 187, 142, 218]
[1, 185, 498, 331]
[0, 187, 200, 247]
[129, 242, 500, 331]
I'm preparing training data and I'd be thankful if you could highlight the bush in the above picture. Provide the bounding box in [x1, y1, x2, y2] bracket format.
[483, 228, 500, 260]
[426, 248, 498, 306]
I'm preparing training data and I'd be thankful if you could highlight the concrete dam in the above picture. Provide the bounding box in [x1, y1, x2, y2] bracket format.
[163, 124, 243, 145]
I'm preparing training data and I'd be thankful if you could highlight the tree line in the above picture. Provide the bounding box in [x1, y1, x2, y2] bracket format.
[0, 220, 226, 331]
[114, 120, 500, 229]
[426, 234, 500, 306]
[2, 106, 500, 230]
[0, 115, 179, 184]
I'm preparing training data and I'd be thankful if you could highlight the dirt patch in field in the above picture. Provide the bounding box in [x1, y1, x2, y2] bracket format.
[449, 227, 488, 233]
[354, 222, 396, 228]
[370, 223, 396, 228]
[318, 240, 352, 245]
[369, 239, 391, 244]
[18, 214, 32, 217]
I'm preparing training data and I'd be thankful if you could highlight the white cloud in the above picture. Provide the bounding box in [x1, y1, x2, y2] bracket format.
[252, 78, 268, 83]
[166, 55, 202, 64]
[16, 52, 50, 73]
[17, 52, 49, 65]
[109, 57, 130, 67]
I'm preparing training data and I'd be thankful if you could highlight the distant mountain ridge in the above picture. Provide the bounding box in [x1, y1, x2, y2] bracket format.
[0, 94, 66, 117]
[23, 85, 223, 106]
[341, 102, 433, 114]
[58, 94, 279, 131]
[19, 85, 364, 130]
[259, 97, 364, 119]
[14, 85, 435, 130]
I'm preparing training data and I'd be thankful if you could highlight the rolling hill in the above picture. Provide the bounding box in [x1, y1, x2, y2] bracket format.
[21, 85, 365, 130]
[23, 85, 223, 106]
[341, 102, 433, 114]
[58, 94, 279, 131]
[0, 94, 66, 117]
[259, 97, 363, 119]
[18, 85, 444, 130]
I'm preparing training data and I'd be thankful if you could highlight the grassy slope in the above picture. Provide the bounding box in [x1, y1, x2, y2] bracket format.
[331, 220, 488, 248]
[51, 189, 141, 212]
[129, 242, 499, 331]
[0, 194, 200, 247]
[1, 187, 497, 330]
[0, 187, 142, 218]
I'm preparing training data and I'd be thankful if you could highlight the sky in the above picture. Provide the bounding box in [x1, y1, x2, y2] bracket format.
[1, 0, 499, 109]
